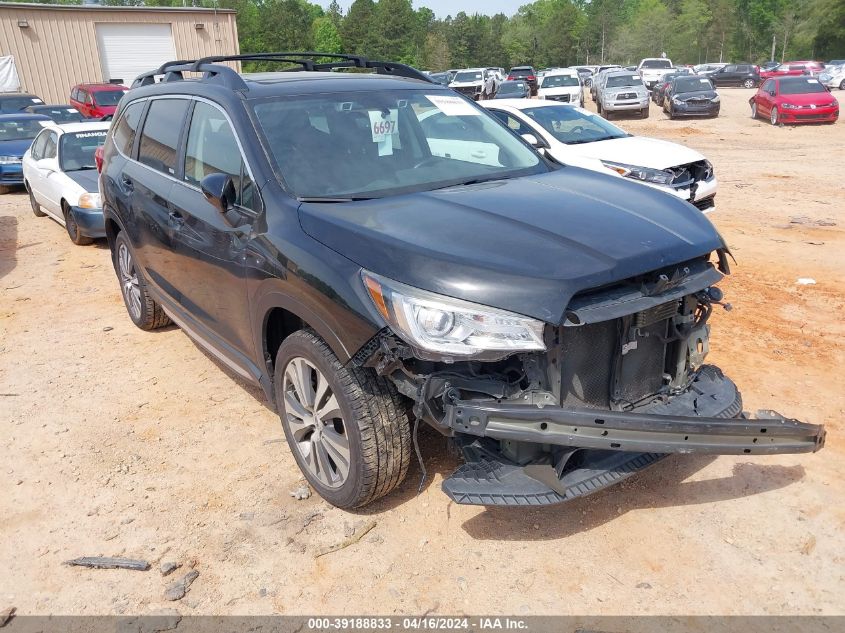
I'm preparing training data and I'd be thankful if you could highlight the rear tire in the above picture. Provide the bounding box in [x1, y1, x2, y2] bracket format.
[274, 329, 411, 509]
[113, 232, 171, 330]
[743, 79, 756, 88]
[62, 201, 93, 246]
[27, 186, 46, 217]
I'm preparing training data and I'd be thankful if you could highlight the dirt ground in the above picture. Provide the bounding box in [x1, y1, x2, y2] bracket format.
[1, 88, 844, 617]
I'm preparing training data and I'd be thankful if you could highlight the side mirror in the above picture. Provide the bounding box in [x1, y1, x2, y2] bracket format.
[521, 133, 547, 149]
[200, 172, 236, 215]
[36, 158, 56, 172]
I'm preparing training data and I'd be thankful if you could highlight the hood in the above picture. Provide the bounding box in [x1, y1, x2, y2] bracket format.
[0, 138, 35, 157]
[65, 169, 99, 192]
[605, 86, 647, 96]
[675, 89, 718, 100]
[298, 168, 724, 324]
[573, 135, 704, 170]
[539, 86, 580, 96]
[780, 92, 838, 107]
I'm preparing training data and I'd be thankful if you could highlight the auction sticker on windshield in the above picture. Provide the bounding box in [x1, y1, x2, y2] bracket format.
[368, 108, 398, 156]
[425, 94, 480, 116]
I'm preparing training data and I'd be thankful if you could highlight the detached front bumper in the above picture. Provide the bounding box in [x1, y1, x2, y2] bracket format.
[441, 367, 824, 506]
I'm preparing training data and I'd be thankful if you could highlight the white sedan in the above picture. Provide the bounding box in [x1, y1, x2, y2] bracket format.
[482, 99, 718, 213]
[22, 121, 109, 244]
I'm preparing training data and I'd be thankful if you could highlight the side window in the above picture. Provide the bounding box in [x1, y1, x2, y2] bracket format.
[137, 98, 189, 176]
[724, 65, 737, 73]
[42, 132, 58, 159]
[498, 112, 534, 137]
[183, 101, 255, 210]
[31, 131, 48, 160]
[112, 100, 145, 156]
[70, 88, 78, 101]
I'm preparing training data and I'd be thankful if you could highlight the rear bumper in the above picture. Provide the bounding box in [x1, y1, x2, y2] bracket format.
[69, 206, 106, 238]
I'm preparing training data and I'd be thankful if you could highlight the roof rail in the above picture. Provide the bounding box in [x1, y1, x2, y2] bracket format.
[130, 51, 434, 90]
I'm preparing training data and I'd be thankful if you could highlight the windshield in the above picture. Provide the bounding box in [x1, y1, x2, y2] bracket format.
[510, 68, 533, 77]
[453, 71, 482, 83]
[498, 82, 525, 94]
[92, 90, 126, 106]
[0, 119, 44, 141]
[541, 75, 579, 88]
[252, 90, 545, 200]
[606, 74, 642, 88]
[675, 77, 714, 92]
[641, 59, 673, 69]
[523, 105, 627, 145]
[36, 107, 84, 123]
[780, 78, 827, 94]
[59, 130, 108, 171]
[1, 96, 42, 113]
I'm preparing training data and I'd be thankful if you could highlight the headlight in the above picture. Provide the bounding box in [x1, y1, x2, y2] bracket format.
[672, 96, 683, 105]
[78, 192, 101, 209]
[711, 95, 721, 103]
[781, 102, 797, 109]
[602, 161, 675, 186]
[361, 271, 546, 357]
[0, 156, 21, 165]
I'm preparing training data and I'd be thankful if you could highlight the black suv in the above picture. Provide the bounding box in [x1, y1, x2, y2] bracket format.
[709, 63, 761, 88]
[100, 53, 824, 509]
[507, 66, 538, 95]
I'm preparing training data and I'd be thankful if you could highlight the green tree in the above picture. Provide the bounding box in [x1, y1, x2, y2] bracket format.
[313, 16, 343, 54]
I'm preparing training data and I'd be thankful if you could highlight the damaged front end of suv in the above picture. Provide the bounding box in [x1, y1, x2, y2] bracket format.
[354, 252, 825, 506]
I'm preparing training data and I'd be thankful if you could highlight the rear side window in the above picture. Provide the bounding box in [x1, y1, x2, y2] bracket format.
[112, 100, 145, 156]
[183, 101, 256, 210]
[31, 130, 49, 160]
[137, 98, 189, 176]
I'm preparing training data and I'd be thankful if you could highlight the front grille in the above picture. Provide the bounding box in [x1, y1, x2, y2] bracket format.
[692, 194, 716, 211]
[454, 86, 479, 97]
[616, 92, 637, 100]
[795, 113, 830, 120]
[548, 94, 570, 102]
[1, 172, 22, 182]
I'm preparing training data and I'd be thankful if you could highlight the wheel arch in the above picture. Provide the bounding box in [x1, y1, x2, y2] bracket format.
[255, 289, 366, 409]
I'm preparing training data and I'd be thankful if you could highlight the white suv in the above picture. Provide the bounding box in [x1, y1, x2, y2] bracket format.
[638, 57, 674, 90]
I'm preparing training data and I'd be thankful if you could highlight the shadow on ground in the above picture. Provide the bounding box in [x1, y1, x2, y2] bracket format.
[0, 215, 18, 281]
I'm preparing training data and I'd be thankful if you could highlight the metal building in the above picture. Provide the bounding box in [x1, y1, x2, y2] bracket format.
[0, 2, 239, 103]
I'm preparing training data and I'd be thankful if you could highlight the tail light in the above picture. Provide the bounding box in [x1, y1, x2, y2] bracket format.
[527, 75, 535, 81]
[507, 74, 515, 81]
[94, 146, 104, 173]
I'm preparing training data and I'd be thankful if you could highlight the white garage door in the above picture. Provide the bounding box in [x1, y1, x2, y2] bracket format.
[96, 23, 177, 85]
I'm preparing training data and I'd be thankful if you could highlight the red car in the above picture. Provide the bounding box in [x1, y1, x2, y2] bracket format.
[69, 83, 128, 119]
[759, 61, 824, 79]
[750, 76, 839, 125]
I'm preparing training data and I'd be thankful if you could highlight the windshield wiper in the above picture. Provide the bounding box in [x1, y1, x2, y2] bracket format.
[298, 196, 376, 203]
[567, 135, 621, 145]
[431, 176, 507, 191]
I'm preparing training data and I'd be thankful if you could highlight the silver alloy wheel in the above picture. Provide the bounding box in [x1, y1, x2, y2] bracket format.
[744, 79, 755, 88]
[751, 102, 757, 119]
[771, 107, 778, 125]
[118, 243, 142, 321]
[282, 357, 350, 488]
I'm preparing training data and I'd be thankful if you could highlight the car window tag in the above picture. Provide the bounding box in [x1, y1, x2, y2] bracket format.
[425, 94, 480, 116]
[369, 109, 398, 156]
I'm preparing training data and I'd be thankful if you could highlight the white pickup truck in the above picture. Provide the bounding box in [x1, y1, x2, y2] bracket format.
[638, 58, 674, 91]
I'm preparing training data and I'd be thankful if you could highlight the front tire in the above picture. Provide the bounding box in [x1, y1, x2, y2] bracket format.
[275, 330, 411, 509]
[641, 106, 650, 119]
[751, 102, 758, 119]
[27, 186, 46, 217]
[839, 79, 845, 90]
[62, 202, 93, 246]
[113, 232, 171, 330]
[770, 107, 779, 126]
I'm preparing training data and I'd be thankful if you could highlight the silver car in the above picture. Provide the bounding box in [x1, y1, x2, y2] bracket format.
[597, 71, 650, 119]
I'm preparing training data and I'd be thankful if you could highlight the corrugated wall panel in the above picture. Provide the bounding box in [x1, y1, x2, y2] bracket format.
[0, 5, 239, 104]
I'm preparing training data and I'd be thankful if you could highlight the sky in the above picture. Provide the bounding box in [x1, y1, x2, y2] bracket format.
[319, 0, 525, 19]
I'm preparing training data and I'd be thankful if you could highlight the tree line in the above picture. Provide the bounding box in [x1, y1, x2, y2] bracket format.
[17, 0, 845, 69]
